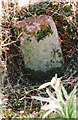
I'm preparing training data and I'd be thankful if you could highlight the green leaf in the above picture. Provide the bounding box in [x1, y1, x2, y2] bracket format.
[56, 109, 64, 118]
[55, 74, 57, 79]
[61, 102, 68, 118]
[38, 82, 51, 89]
[42, 109, 55, 118]
[32, 96, 51, 103]
[46, 88, 60, 102]
[61, 84, 68, 100]
[55, 88, 65, 105]
[67, 86, 76, 118]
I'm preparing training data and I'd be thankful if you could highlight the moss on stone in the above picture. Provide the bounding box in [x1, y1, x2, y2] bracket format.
[35, 24, 53, 42]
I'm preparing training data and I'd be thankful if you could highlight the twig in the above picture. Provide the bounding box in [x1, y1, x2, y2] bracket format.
[2, 32, 23, 47]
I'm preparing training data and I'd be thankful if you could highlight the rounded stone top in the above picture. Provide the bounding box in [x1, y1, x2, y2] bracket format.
[18, 15, 53, 35]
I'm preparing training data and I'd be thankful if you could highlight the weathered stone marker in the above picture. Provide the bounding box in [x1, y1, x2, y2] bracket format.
[19, 15, 63, 72]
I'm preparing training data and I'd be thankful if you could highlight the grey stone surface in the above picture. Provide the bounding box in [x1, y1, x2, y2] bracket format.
[19, 15, 63, 72]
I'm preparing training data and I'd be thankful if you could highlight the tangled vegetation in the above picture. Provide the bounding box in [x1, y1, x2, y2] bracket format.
[0, 0, 77, 119]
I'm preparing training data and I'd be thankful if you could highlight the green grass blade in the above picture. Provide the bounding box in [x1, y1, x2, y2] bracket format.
[56, 109, 65, 118]
[46, 88, 60, 102]
[55, 88, 65, 105]
[61, 102, 69, 118]
[61, 84, 68, 100]
[67, 86, 76, 118]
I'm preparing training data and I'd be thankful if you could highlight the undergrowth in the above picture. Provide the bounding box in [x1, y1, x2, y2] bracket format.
[0, 0, 77, 119]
